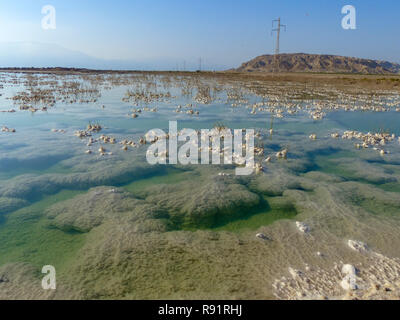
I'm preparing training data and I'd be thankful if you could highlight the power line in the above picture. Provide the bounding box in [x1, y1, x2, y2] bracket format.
[271, 17, 286, 55]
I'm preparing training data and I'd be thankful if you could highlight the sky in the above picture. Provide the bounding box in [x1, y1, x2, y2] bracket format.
[0, 0, 399, 70]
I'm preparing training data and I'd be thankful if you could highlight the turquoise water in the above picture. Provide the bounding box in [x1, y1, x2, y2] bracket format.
[1, 72, 400, 219]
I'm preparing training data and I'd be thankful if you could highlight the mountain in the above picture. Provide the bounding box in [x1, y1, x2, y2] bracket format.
[0, 42, 147, 70]
[233, 53, 400, 74]
[0, 42, 228, 71]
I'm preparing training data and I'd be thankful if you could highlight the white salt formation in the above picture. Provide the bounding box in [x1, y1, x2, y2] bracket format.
[296, 221, 310, 234]
[274, 243, 400, 300]
[348, 240, 369, 253]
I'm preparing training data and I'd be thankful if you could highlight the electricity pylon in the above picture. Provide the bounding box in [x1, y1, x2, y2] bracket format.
[272, 18, 286, 55]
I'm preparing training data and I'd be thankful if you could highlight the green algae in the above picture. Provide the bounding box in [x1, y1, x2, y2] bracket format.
[378, 182, 400, 193]
[210, 207, 297, 232]
[122, 168, 196, 195]
[123, 169, 298, 232]
[314, 150, 374, 182]
[0, 190, 87, 274]
[315, 151, 400, 193]
[183, 196, 297, 232]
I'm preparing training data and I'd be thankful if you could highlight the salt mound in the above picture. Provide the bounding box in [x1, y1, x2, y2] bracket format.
[296, 221, 310, 234]
[340, 276, 358, 291]
[342, 264, 357, 276]
[340, 264, 358, 291]
[348, 240, 369, 253]
[288, 267, 304, 280]
[256, 233, 268, 240]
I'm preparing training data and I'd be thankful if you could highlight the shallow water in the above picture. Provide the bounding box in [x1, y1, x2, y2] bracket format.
[1, 72, 399, 228]
[0, 190, 86, 273]
[1, 72, 400, 299]
[205, 195, 297, 232]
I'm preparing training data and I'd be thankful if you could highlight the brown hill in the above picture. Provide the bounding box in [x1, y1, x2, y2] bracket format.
[234, 53, 400, 74]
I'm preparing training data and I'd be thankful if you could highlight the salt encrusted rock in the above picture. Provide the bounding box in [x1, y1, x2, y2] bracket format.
[288, 267, 303, 280]
[342, 264, 357, 277]
[348, 240, 369, 253]
[340, 270, 359, 291]
[296, 221, 310, 233]
[218, 172, 231, 177]
[256, 233, 268, 240]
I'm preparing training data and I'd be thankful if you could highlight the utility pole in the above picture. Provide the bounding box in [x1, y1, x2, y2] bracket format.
[199, 58, 202, 71]
[271, 18, 286, 55]
[271, 18, 286, 73]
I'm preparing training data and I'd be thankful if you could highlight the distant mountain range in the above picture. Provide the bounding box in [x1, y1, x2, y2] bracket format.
[233, 53, 400, 74]
[0, 42, 228, 71]
[0, 42, 151, 70]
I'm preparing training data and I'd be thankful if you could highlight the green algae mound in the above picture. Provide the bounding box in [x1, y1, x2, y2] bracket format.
[137, 176, 261, 228]
[45, 187, 168, 233]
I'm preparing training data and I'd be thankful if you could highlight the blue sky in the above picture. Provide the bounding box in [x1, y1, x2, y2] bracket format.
[0, 0, 399, 69]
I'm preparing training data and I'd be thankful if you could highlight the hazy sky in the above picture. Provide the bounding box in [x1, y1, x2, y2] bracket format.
[0, 0, 399, 69]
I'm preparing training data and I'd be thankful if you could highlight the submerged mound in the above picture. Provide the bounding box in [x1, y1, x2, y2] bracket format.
[326, 158, 398, 185]
[0, 158, 164, 212]
[249, 169, 305, 196]
[337, 182, 400, 218]
[136, 176, 261, 228]
[46, 187, 167, 232]
[0, 197, 28, 215]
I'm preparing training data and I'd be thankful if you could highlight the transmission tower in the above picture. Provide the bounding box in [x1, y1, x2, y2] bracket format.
[271, 18, 286, 55]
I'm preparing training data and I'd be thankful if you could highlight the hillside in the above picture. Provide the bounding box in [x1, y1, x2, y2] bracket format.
[234, 53, 400, 74]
